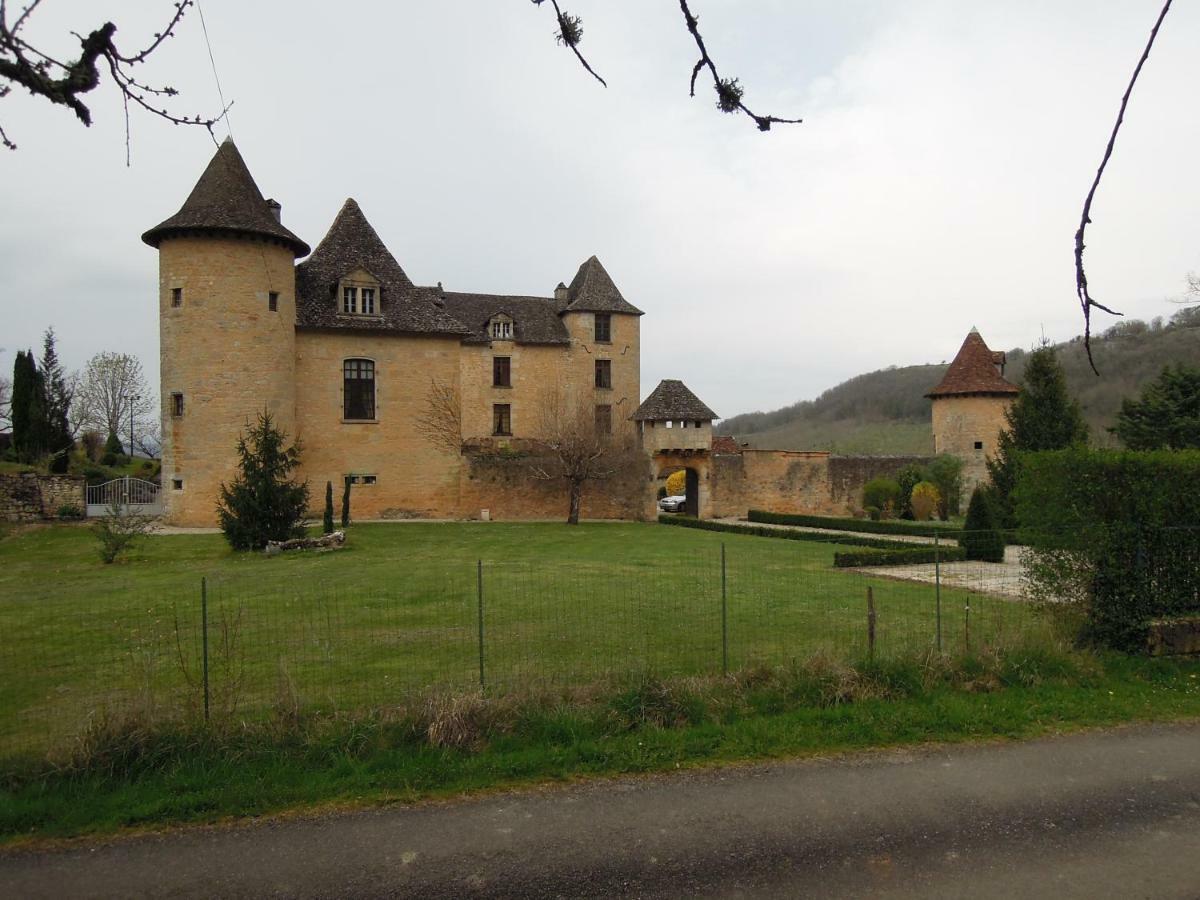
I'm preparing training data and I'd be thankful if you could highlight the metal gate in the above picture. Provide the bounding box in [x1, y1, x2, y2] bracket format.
[86, 477, 163, 517]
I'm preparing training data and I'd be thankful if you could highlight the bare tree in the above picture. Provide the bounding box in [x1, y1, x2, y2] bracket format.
[531, 386, 639, 525]
[0, 373, 10, 430]
[414, 378, 463, 455]
[0, 0, 227, 152]
[72, 351, 155, 450]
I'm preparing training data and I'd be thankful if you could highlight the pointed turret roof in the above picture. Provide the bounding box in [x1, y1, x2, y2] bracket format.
[295, 199, 467, 335]
[633, 380, 718, 421]
[142, 138, 310, 256]
[563, 256, 643, 315]
[926, 329, 1019, 398]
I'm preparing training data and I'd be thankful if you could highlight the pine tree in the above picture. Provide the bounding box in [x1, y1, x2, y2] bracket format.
[987, 345, 1088, 526]
[1112, 364, 1200, 450]
[323, 481, 335, 534]
[216, 412, 310, 551]
[40, 328, 74, 472]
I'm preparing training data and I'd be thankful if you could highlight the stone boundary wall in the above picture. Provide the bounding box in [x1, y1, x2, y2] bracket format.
[0, 474, 86, 522]
[710, 451, 932, 519]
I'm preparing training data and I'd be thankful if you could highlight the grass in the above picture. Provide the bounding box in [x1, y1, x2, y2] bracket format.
[1, 649, 1198, 843]
[0, 522, 1042, 759]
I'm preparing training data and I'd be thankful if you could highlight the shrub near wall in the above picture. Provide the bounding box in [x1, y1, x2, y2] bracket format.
[749, 510, 962, 540]
[833, 546, 967, 568]
[659, 515, 912, 550]
[1015, 449, 1200, 650]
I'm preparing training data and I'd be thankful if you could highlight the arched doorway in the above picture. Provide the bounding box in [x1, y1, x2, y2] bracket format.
[657, 463, 701, 518]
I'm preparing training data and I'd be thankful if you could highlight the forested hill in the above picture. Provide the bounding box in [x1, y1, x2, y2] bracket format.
[717, 308, 1200, 455]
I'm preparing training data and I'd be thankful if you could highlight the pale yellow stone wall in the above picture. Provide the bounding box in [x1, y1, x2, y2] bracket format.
[159, 236, 298, 526]
[293, 330, 464, 520]
[930, 394, 1013, 497]
[641, 420, 712, 453]
[561, 312, 641, 439]
[460, 342, 578, 441]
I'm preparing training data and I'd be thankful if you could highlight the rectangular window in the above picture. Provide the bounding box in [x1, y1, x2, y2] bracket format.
[171, 393, 184, 417]
[346, 474, 378, 485]
[974, 441, 984, 450]
[361, 288, 376, 315]
[595, 359, 612, 389]
[493, 403, 512, 436]
[268, 291, 279, 312]
[342, 286, 357, 314]
[595, 404, 612, 435]
[362, 474, 377, 485]
[491, 319, 512, 339]
[493, 356, 511, 387]
[594, 313, 611, 343]
[172, 478, 183, 491]
[343, 359, 376, 420]
[171, 287, 183, 308]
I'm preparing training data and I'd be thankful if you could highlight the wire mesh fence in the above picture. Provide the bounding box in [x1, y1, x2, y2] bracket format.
[0, 533, 1061, 762]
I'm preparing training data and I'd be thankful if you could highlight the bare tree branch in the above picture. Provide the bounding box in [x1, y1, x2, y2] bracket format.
[0, 0, 227, 151]
[530, 0, 801, 131]
[1074, 0, 1173, 374]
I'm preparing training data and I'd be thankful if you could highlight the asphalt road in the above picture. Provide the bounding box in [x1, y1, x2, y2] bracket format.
[3, 722, 1200, 898]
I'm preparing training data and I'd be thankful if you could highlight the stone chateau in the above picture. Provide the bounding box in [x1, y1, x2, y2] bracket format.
[145, 140, 1015, 527]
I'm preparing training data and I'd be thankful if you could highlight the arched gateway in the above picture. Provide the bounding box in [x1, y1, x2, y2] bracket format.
[633, 379, 719, 519]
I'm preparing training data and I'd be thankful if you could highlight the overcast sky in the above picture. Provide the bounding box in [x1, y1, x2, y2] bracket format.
[2, 1, 1197, 421]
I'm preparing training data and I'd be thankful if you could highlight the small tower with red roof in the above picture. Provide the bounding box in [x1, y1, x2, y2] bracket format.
[926, 328, 1019, 498]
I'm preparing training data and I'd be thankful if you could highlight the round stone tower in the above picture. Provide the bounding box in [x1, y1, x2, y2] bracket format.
[926, 328, 1019, 499]
[143, 139, 311, 526]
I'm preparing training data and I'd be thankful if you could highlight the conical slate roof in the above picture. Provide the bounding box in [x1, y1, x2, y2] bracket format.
[564, 256, 643, 315]
[633, 379, 718, 421]
[926, 329, 1019, 398]
[142, 139, 310, 256]
[295, 199, 468, 335]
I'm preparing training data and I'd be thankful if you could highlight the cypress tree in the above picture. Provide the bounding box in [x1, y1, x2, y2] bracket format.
[961, 485, 1005, 562]
[323, 481, 335, 534]
[340, 476, 351, 528]
[987, 344, 1088, 526]
[40, 328, 74, 473]
[11, 350, 48, 463]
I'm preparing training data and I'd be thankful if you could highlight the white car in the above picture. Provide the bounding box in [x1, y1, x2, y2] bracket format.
[659, 495, 687, 513]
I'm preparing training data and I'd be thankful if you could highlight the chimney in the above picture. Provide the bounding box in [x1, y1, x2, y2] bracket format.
[265, 198, 282, 222]
[554, 281, 569, 302]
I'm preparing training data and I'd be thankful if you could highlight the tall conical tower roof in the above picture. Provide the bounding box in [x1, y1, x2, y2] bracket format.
[633, 379, 718, 421]
[142, 138, 310, 256]
[926, 329, 1018, 398]
[564, 255, 643, 315]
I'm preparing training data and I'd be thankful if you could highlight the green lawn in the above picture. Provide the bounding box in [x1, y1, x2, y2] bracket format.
[0, 522, 1043, 760]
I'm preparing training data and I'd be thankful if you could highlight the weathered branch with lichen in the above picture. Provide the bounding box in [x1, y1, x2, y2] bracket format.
[0, 0, 227, 151]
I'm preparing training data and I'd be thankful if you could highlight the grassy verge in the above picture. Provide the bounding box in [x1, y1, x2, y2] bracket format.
[2, 647, 1198, 844]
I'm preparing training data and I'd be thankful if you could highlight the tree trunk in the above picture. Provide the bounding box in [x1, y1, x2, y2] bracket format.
[567, 479, 583, 525]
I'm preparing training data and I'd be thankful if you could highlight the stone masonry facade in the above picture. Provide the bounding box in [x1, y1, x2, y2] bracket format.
[0, 474, 85, 522]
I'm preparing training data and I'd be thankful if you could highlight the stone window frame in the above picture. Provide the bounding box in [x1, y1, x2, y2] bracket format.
[594, 358, 612, 390]
[172, 477, 184, 491]
[594, 313, 612, 343]
[338, 269, 383, 318]
[493, 403, 512, 436]
[342, 357, 377, 422]
[171, 392, 184, 417]
[489, 315, 514, 341]
[493, 356, 512, 388]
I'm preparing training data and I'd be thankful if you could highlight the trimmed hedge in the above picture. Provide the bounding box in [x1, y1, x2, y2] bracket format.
[749, 509, 962, 540]
[833, 546, 967, 568]
[658, 515, 913, 550]
[1015, 449, 1200, 651]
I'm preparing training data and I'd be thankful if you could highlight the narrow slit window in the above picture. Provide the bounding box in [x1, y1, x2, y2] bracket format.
[268, 291, 279, 312]
[171, 393, 184, 417]
[171, 288, 183, 308]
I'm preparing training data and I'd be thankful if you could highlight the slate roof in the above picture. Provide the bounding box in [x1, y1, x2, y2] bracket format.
[926, 329, 1019, 398]
[633, 380, 718, 421]
[565, 256, 644, 315]
[142, 139, 310, 256]
[440, 292, 570, 345]
[295, 199, 468, 336]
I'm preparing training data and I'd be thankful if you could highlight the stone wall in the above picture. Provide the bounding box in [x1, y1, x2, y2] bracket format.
[0, 474, 85, 522]
[709, 450, 932, 519]
[930, 394, 1012, 498]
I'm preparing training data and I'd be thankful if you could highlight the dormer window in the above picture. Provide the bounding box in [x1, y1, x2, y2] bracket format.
[338, 269, 381, 318]
[489, 315, 513, 341]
